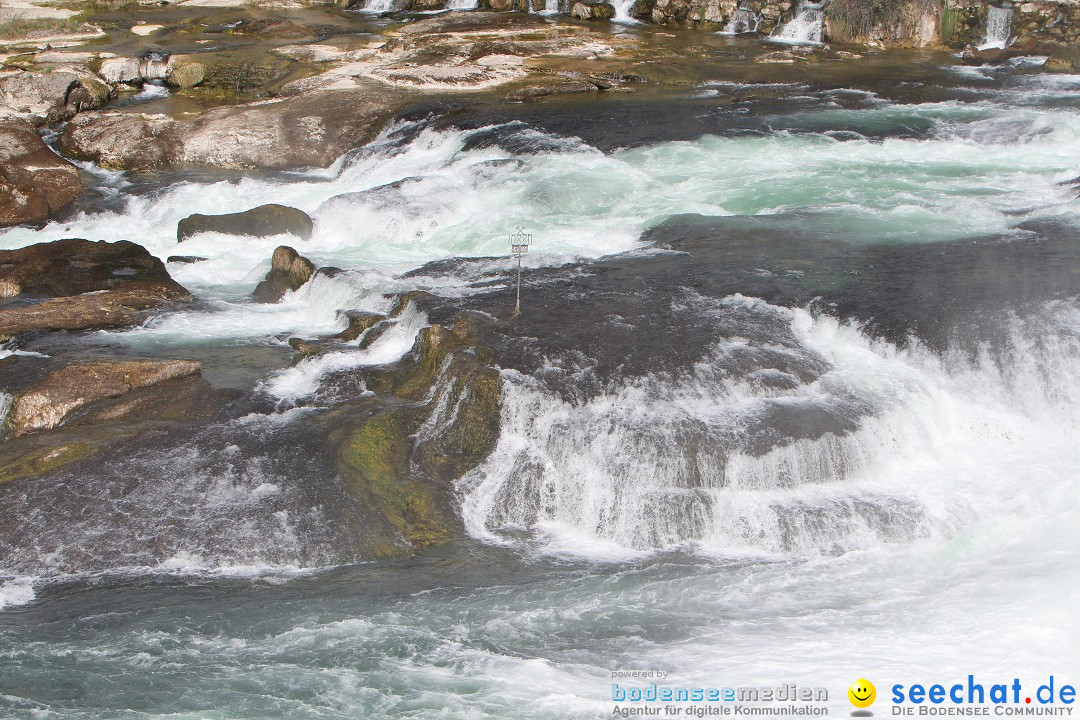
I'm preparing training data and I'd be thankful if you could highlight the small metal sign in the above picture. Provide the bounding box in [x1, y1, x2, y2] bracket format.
[509, 226, 531, 317]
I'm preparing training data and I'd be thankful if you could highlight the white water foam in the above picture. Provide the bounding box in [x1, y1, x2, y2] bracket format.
[1, 106, 1078, 347]
[260, 301, 428, 403]
[978, 5, 1014, 51]
[771, 0, 825, 44]
[459, 297, 1080, 560]
[719, 5, 760, 34]
[0, 578, 36, 610]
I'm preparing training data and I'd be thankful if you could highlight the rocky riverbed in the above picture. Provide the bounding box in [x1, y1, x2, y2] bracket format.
[1, 4, 1080, 716]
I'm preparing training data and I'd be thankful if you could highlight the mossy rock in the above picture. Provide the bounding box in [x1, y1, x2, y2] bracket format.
[338, 411, 451, 553]
[0, 442, 95, 486]
[415, 363, 501, 481]
[335, 311, 387, 342]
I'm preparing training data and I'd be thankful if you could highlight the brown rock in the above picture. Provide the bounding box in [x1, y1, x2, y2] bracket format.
[0, 117, 85, 228]
[252, 245, 316, 302]
[8, 360, 203, 436]
[0, 238, 179, 298]
[59, 112, 182, 172]
[335, 311, 387, 341]
[0, 239, 189, 336]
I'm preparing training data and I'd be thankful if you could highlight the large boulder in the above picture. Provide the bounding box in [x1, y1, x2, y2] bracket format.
[180, 89, 402, 170]
[0, 117, 85, 228]
[177, 204, 313, 243]
[0, 239, 189, 336]
[0, 70, 109, 126]
[252, 245, 316, 302]
[0, 238, 177, 298]
[7, 360, 203, 436]
[59, 112, 182, 172]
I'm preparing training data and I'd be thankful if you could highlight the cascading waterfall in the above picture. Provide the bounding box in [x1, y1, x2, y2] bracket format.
[459, 298, 1080, 556]
[771, 0, 826, 44]
[979, 5, 1014, 50]
[720, 4, 761, 34]
[610, 0, 640, 23]
[447, 0, 479, 9]
[357, 0, 395, 12]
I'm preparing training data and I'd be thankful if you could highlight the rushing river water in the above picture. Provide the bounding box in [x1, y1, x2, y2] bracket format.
[1, 46, 1079, 719]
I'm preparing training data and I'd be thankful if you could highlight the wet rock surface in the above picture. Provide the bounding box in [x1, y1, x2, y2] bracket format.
[0, 118, 85, 228]
[0, 239, 189, 336]
[177, 204, 313, 243]
[8, 359, 203, 436]
[252, 245, 317, 302]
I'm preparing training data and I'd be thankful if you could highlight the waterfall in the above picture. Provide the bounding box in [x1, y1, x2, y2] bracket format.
[771, 0, 825, 44]
[978, 5, 1014, 51]
[357, 0, 395, 12]
[611, 0, 640, 22]
[719, 4, 761, 34]
[447, 0, 479, 9]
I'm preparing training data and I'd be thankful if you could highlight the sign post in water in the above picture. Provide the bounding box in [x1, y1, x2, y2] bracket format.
[509, 225, 532, 318]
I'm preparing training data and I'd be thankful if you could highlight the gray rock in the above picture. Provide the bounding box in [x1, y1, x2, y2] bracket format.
[177, 205, 314, 243]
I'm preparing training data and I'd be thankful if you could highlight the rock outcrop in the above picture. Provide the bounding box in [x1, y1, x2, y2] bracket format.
[60, 112, 182, 172]
[0, 239, 189, 336]
[8, 360, 203, 436]
[0, 238, 175, 298]
[177, 204, 313, 243]
[0, 117, 85, 228]
[0, 69, 110, 126]
[252, 245, 316, 302]
[61, 89, 402, 172]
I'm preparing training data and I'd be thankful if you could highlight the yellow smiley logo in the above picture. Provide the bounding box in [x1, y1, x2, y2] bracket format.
[848, 679, 876, 708]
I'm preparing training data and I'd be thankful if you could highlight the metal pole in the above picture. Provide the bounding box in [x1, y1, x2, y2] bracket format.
[513, 253, 522, 318]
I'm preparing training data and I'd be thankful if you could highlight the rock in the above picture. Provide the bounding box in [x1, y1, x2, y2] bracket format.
[0, 285, 187, 336]
[0, 238, 179, 298]
[60, 112, 182, 172]
[0, 117, 84, 228]
[177, 205, 314, 243]
[8, 359, 202, 436]
[571, 2, 616, 19]
[288, 336, 322, 363]
[335, 311, 387, 341]
[0, 239, 189, 336]
[486, 0, 515, 10]
[165, 59, 206, 90]
[252, 245, 316, 302]
[98, 55, 169, 85]
[58, 86, 401, 172]
[0, 70, 109, 126]
[180, 89, 401, 170]
[166, 255, 207, 264]
[508, 78, 599, 99]
[164, 50, 292, 94]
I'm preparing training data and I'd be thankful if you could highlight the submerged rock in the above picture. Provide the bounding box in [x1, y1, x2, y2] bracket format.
[8, 359, 203, 436]
[0, 117, 85, 228]
[252, 245, 316, 302]
[177, 205, 313, 243]
[335, 311, 387, 342]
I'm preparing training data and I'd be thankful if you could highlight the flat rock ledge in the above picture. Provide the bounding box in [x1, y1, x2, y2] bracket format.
[8, 360, 203, 436]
